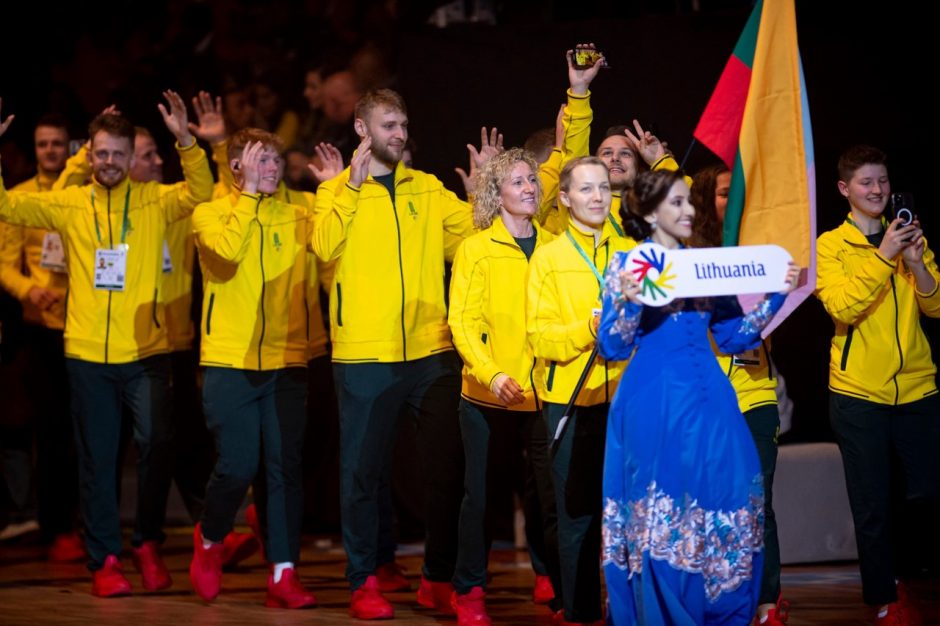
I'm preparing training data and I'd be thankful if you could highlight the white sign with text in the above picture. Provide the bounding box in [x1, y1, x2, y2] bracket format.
[615, 242, 792, 306]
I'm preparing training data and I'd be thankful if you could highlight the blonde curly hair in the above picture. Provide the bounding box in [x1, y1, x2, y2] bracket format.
[472, 148, 542, 230]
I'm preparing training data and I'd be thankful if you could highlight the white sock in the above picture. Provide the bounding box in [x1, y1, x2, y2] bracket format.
[273, 561, 294, 583]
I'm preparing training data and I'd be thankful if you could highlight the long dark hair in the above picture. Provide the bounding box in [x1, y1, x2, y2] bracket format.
[621, 169, 685, 241]
[688, 164, 729, 248]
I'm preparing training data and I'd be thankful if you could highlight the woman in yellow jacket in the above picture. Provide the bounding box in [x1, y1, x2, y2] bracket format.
[448, 149, 557, 624]
[526, 156, 634, 625]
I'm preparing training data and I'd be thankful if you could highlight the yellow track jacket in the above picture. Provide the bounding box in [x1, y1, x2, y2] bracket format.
[0, 143, 212, 363]
[526, 220, 635, 405]
[312, 162, 474, 363]
[0, 172, 68, 329]
[713, 338, 778, 414]
[193, 189, 311, 370]
[449, 218, 554, 411]
[816, 217, 940, 404]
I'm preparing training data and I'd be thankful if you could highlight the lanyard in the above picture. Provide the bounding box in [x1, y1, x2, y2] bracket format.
[92, 186, 131, 246]
[566, 230, 605, 297]
[607, 213, 624, 237]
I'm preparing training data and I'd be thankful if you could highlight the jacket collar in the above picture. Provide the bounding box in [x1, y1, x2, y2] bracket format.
[567, 217, 615, 249]
[488, 216, 550, 249]
[91, 176, 131, 199]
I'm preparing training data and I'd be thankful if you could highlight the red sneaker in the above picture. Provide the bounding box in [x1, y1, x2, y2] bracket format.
[451, 586, 492, 626]
[91, 555, 132, 597]
[875, 601, 922, 626]
[375, 561, 410, 592]
[265, 567, 317, 609]
[896, 583, 923, 626]
[48, 531, 86, 563]
[245, 504, 266, 563]
[221, 531, 259, 568]
[131, 540, 172, 591]
[754, 594, 790, 625]
[417, 574, 456, 615]
[189, 524, 223, 601]
[350, 575, 394, 619]
[533, 574, 555, 605]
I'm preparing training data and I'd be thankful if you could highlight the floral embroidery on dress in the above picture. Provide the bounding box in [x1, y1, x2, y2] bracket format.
[738, 296, 775, 337]
[602, 476, 765, 603]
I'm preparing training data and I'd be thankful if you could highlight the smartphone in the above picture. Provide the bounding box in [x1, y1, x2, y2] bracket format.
[572, 47, 605, 69]
[890, 192, 914, 226]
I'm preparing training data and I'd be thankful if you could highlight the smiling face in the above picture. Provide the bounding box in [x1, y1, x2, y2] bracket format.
[560, 162, 612, 232]
[838, 163, 890, 222]
[596, 135, 638, 191]
[499, 160, 539, 221]
[88, 131, 134, 188]
[648, 179, 695, 248]
[358, 105, 408, 166]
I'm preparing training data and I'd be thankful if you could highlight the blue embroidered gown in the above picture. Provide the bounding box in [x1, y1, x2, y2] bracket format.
[598, 252, 785, 625]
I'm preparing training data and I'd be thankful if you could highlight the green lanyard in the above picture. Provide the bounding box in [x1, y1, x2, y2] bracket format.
[566, 230, 605, 297]
[607, 213, 624, 237]
[91, 186, 131, 246]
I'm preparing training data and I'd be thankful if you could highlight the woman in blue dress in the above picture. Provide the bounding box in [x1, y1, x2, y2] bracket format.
[597, 170, 799, 625]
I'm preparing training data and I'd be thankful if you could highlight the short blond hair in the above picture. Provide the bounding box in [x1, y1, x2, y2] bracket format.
[354, 89, 407, 122]
[559, 156, 607, 193]
[472, 148, 542, 230]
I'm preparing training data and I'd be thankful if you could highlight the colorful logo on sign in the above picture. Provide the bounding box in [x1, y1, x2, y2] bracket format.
[629, 246, 675, 301]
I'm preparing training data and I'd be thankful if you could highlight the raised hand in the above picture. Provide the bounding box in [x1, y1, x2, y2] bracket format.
[455, 126, 503, 195]
[0, 98, 14, 139]
[879, 217, 919, 261]
[238, 141, 264, 194]
[567, 43, 605, 96]
[623, 119, 666, 166]
[554, 103, 567, 148]
[348, 136, 373, 188]
[157, 90, 194, 147]
[308, 142, 345, 184]
[619, 270, 643, 305]
[188, 91, 226, 144]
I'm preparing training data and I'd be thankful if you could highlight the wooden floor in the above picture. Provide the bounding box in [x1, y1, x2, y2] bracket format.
[1, 527, 938, 625]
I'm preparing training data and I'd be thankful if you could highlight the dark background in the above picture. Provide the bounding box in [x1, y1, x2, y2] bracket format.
[0, 0, 934, 444]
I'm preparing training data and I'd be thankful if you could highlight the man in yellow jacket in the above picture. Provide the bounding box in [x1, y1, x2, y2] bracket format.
[0, 113, 83, 562]
[312, 88, 476, 619]
[0, 94, 213, 597]
[816, 144, 940, 624]
[526, 156, 633, 624]
[188, 128, 316, 609]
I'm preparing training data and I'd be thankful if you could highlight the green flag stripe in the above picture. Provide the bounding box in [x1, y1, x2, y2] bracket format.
[731, 0, 763, 69]
[722, 151, 747, 246]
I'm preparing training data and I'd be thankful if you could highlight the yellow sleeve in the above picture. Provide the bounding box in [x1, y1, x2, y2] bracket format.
[0, 178, 65, 233]
[311, 170, 360, 262]
[52, 145, 91, 190]
[192, 195, 258, 264]
[560, 89, 592, 162]
[538, 148, 563, 227]
[913, 242, 940, 317]
[161, 142, 215, 223]
[211, 140, 235, 192]
[448, 240, 502, 389]
[526, 252, 595, 362]
[437, 180, 475, 263]
[650, 154, 694, 188]
[815, 233, 897, 325]
[0, 223, 35, 300]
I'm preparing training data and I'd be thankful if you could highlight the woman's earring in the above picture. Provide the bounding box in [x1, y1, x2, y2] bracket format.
[650, 222, 657, 231]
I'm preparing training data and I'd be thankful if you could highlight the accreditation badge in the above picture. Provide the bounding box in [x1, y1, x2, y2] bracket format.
[39, 232, 67, 273]
[94, 246, 127, 291]
[162, 240, 174, 274]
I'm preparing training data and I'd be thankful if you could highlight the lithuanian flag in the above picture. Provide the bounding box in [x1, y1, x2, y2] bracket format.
[693, 0, 815, 331]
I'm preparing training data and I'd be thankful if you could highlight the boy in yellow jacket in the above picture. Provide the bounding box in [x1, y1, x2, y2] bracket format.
[816, 145, 940, 625]
[188, 128, 316, 609]
[0, 94, 213, 596]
